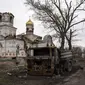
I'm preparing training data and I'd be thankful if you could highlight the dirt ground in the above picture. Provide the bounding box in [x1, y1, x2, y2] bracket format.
[0, 58, 85, 85]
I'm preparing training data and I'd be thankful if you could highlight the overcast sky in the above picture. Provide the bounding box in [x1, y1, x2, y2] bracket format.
[0, 0, 85, 47]
[0, 0, 46, 35]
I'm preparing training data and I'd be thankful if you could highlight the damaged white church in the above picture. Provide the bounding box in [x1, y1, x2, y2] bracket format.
[0, 12, 43, 63]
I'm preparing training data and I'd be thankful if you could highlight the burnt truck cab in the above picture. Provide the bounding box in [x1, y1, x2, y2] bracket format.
[27, 47, 57, 75]
[27, 35, 58, 75]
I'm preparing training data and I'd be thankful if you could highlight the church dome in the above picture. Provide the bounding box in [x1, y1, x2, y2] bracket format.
[26, 19, 33, 25]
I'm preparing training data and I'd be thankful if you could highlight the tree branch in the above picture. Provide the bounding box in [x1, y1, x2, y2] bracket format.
[51, 0, 66, 22]
[70, 19, 85, 27]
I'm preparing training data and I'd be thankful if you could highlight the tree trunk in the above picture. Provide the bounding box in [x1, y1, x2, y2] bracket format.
[66, 29, 72, 50]
[60, 35, 65, 50]
[68, 30, 72, 50]
[68, 40, 72, 50]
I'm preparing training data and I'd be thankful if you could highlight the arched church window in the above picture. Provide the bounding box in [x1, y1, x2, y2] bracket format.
[10, 16, 13, 23]
[0, 15, 2, 22]
[0, 31, 1, 35]
[0, 43, 3, 48]
[16, 45, 19, 54]
[27, 28, 29, 31]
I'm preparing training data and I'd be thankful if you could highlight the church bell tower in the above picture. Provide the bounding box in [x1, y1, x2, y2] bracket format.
[0, 12, 16, 37]
[0, 12, 14, 26]
[26, 19, 34, 35]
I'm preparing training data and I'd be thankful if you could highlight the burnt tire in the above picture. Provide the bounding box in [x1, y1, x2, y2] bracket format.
[64, 61, 72, 72]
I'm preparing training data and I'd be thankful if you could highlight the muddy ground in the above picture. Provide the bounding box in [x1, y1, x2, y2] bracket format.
[0, 58, 85, 85]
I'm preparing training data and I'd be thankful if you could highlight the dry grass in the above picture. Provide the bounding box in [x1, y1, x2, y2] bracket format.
[0, 58, 84, 85]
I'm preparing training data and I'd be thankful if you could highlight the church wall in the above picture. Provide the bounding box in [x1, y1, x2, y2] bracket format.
[0, 26, 16, 37]
[0, 39, 26, 58]
[0, 22, 13, 27]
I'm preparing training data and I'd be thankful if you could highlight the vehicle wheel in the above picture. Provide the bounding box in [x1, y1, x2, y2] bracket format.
[59, 64, 65, 75]
[64, 61, 72, 72]
[54, 65, 60, 75]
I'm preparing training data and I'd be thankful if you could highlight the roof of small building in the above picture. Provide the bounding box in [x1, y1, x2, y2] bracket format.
[17, 33, 42, 42]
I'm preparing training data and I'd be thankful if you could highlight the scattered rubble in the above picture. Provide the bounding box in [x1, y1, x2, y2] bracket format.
[0, 59, 85, 85]
[7, 72, 12, 76]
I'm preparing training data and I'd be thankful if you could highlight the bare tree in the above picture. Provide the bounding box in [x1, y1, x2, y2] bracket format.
[66, 29, 77, 50]
[25, 0, 85, 50]
[72, 46, 82, 58]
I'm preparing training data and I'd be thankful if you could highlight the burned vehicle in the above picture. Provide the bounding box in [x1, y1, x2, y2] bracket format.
[27, 35, 73, 75]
